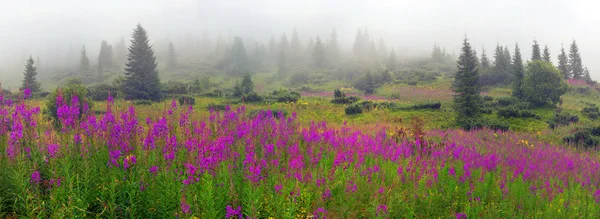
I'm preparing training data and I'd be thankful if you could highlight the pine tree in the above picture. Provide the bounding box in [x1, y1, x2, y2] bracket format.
[326, 29, 340, 66]
[493, 44, 511, 84]
[364, 73, 375, 95]
[21, 56, 41, 92]
[290, 28, 303, 64]
[432, 43, 444, 62]
[311, 36, 326, 68]
[167, 41, 177, 70]
[512, 44, 525, 99]
[241, 74, 254, 94]
[387, 48, 397, 70]
[557, 45, 570, 79]
[233, 80, 243, 97]
[79, 46, 90, 72]
[480, 47, 490, 69]
[543, 45, 552, 64]
[305, 37, 314, 61]
[123, 24, 161, 101]
[584, 67, 592, 82]
[98, 40, 114, 73]
[114, 36, 127, 68]
[277, 46, 287, 75]
[531, 39, 541, 61]
[229, 36, 248, 74]
[377, 38, 387, 61]
[453, 37, 481, 128]
[569, 40, 584, 79]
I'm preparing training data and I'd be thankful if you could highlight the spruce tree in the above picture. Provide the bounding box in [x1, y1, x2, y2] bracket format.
[452, 37, 481, 129]
[114, 36, 127, 68]
[512, 44, 525, 99]
[569, 40, 584, 79]
[277, 46, 287, 75]
[98, 40, 114, 73]
[557, 45, 570, 79]
[493, 44, 511, 84]
[480, 47, 490, 69]
[364, 73, 375, 95]
[229, 36, 248, 75]
[311, 36, 326, 68]
[326, 29, 340, 66]
[584, 67, 592, 83]
[123, 24, 161, 101]
[80, 46, 90, 72]
[543, 45, 552, 64]
[531, 39, 541, 61]
[290, 28, 303, 63]
[167, 41, 177, 70]
[387, 48, 397, 70]
[241, 74, 254, 94]
[21, 56, 42, 93]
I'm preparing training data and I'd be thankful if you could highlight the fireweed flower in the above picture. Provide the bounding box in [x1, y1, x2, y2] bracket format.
[30, 171, 41, 184]
[181, 198, 191, 214]
[23, 88, 31, 99]
[47, 144, 59, 158]
[149, 166, 159, 175]
[226, 205, 242, 219]
[123, 154, 137, 170]
[456, 212, 467, 219]
[314, 207, 327, 219]
[376, 205, 388, 216]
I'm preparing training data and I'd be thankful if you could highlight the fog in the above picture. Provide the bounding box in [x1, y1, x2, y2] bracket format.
[1, 0, 599, 88]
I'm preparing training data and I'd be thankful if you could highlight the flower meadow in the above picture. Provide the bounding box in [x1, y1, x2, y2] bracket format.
[2, 91, 600, 218]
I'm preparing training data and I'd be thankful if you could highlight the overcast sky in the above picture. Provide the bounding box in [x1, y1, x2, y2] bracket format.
[1, 0, 599, 83]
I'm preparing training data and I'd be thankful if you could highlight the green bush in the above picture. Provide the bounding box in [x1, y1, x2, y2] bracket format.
[563, 126, 600, 148]
[206, 103, 227, 111]
[457, 117, 509, 131]
[162, 81, 189, 95]
[43, 80, 92, 128]
[248, 109, 288, 119]
[87, 84, 117, 101]
[582, 104, 600, 119]
[345, 104, 363, 115]
[497, 106, 540, 119]
[177, 95, 196, 105]
[242, 92, 263, 103]
[331, 96, 361, 104]
[134, 100, 153, 106]
[547, 108, 579, 129]
[523, 61, 569, 106]
[334, 89, 345, 98]
[200, 89, 223, 97]
[267, 89, 301, 103]
[410, 102, 441, 110]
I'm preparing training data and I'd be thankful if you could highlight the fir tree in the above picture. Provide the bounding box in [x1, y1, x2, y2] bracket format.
[557, 45, 570, 79]
[493, 44, 511, 84]
[241, 74, 254, 94]
[229, 36, 248, 75]
[512, 44, 525, 99]
[543, 45, 552, 64]
[311, 36, 326, 68]
[114, 36, 127, 68]
[123, 24, 161, 101]
[432, 43, 444, 62]
[277, 46, 287, 75]
[326, 29, 340, 66]
[364, 73, 376, 95]
[453, 37, 481, 128]
[98, 40, 114, 73]
[531, 39, 541, 61]
[290, 28, 303, 63]
[584, 67, 592, 83]
[233, 80, 243, 97]
[387, 48, 397, 70]
[569, 40, 584, 79]
[167, 41, 177, 70]
[79, 46, 90, 72]
[21, 56, 42, 93]
[480, 47, 490, 69]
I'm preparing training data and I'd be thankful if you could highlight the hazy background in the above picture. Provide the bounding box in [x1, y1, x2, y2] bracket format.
[1, 0, 598, 88]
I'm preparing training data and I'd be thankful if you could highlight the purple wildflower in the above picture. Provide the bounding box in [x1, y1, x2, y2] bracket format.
[226, 205, 242, 219]
[456, 213, 467, 219]
[30, 171, 41, 184]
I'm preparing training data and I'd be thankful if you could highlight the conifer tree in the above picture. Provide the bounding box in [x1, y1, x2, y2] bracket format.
[480, 47, 490, 69]
[241, 74, 254, 94]
[387, 48, 397, 70]
[512, 44, 525, 99]
[277, 46, 287, 75]
[98, 40, 114, 73]
[531, 39, 541, 61]
[80, 46, 90, 72]
[326, 29, 340, 66]
[21, 56, 41, 93]
[543, 45, 552, 64]
[493, 44, 511, 84]
[453, 37, 481, 129]
[167, 41, 177, 70]
[584, 67, 592, 83]
[229, 36, 248, 74]
[569, 40, 584, 79]
[114, 36, 127, 68]
[290, 28, 303, 63]
[311, 36, 326, 68]
[364, 73, 375, 95]
[123, 24, 161, 101]
[557, 45, 570, 79]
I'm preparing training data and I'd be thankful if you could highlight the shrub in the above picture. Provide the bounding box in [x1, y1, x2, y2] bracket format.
[134, 100, 153, 106]
[495, 97, 519, 107]
[162, 81, 189, 95]
[497, 106, 540, 119]
[482, 96, 494, 102]
[523, 60, 569, 106]
[331, 96, 360, 104]
[345, 104, 363, 115]
[334, 89, 345, 98]
[87, 84, 117, 101]
[457, 117, 509, 131]
[564, 126, 600, 148]
[410, 102, 441, 110]
[547, 108, 579, 129]
[407, 81, 418, 86]
[248, 109, 288, 119]
[178, 95, 196, 105]
[44, 81, 92, 128]
[242, 92, 263, 103]
[582, 104, 600, 119]
[206, 103, 227, 111]
[268, 89, 301, 103]
[201, 89, 223, 97]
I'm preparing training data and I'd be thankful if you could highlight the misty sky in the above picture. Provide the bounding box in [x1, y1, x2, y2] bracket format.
[1, 0, 599, 83]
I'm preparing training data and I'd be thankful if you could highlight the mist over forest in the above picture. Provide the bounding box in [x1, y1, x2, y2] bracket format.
[1, 0, 599, 90]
